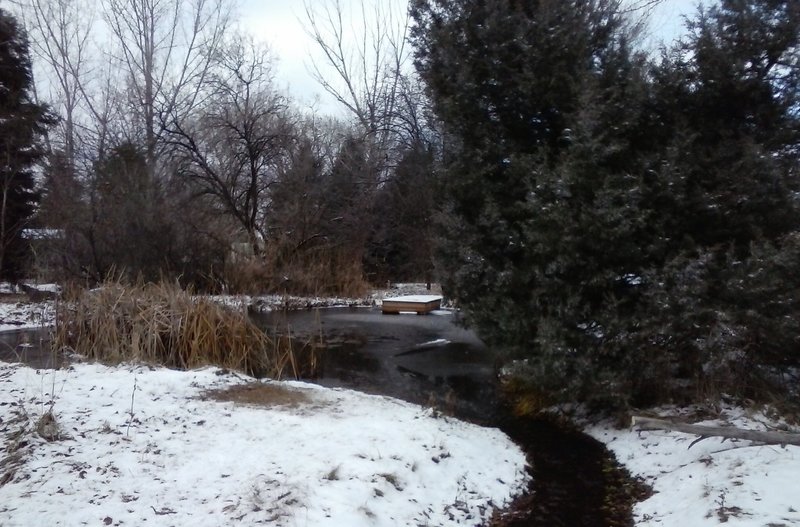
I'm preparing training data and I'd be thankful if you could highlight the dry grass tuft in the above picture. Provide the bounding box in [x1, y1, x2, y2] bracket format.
[36, 411, 60, 441]
[0, 406, 33, 487]
[205, 383, 312, 408]
[53, 281, 277, 377]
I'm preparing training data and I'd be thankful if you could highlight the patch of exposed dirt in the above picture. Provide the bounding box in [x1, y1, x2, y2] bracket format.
[204, 382, 313, 408]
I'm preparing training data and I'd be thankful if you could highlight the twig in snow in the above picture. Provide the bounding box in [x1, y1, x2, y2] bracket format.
[126, 377, 137, 437]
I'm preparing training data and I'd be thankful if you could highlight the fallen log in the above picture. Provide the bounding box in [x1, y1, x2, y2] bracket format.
[631, 416, 800, 447]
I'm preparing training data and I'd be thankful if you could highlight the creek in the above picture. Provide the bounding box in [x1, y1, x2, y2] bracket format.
[255, 306, 646, 527]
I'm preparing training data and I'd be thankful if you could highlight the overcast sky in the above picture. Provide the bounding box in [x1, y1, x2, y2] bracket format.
[238, 0, 409, 114]
[238, 0, 705, 115]
[238, 0, 320, 108]
[14, 0, 705, 117]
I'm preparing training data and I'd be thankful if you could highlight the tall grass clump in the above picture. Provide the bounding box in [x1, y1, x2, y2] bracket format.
[223, 248, 370, 298]
[53, 281, 276, 377]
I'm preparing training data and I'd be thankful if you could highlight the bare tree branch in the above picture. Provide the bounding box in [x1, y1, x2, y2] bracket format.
[101, 0, 232, 176]
[166, 36, 294, 255]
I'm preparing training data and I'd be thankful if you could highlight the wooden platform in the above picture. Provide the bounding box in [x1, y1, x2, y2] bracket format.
[381, 295, 443, 315]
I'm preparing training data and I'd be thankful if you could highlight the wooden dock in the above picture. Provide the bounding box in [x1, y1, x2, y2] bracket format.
[381, 295, 443, 315]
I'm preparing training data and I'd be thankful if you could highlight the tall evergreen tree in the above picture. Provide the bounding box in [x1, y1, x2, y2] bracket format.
[411, 0, 660, 406]
[322, 136, 375, 257]
[643, 0, 800, 397]
[366, 142, 437, 282]
[89, 142, 172, 281]
[0, 9, 52, 281]
[654, 0, 800, 251]
[412, 0, 800, 408]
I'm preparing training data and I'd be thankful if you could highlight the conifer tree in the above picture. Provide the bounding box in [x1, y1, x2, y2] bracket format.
[645, 0, 800, 394]
[0, 9, 53, 281]
[411, 0, 655, 405]
[411, 0, 800, 407]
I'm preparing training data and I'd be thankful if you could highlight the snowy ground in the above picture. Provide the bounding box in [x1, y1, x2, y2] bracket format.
[4, 282, 800, 526]
[235, 282, 447, 313]
[0, 362, 529, 527]
[0, 282, 444, 330]
[586, 407, 800, 526]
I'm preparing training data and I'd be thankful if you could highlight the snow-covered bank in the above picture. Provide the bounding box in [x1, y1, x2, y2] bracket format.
[0, 282, 448, 333]
[0, 362, 529, 526]
[0, 282, 58, 331]
[587, 407, 800, 526]
[222, 282, 448, 314]
[0, 299, 54, 332]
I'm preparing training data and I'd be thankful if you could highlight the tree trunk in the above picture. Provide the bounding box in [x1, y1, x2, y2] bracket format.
[631, 416, 800, 447]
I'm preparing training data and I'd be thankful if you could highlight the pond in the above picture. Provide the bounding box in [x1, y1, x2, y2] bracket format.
[0, 307, 645, 526]
[253, 307, 499, 421]
[255, 306, 647, 527]
[0, 328, 59, 369]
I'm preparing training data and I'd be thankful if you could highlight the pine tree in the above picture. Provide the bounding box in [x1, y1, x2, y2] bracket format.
[90, 142, 171, 281]
[644, 0, 800, 397]
[411, 0, 658, 406]
[366, 142, 437, 282]
[322, 136, 374, 255]
[0, 9, 53, 281]
[412, 0, 800, 408]
[656, 0, 800, 251]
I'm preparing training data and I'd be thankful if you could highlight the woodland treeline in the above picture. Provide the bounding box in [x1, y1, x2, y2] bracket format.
[2, 0, 436, 294]
[2, 0, 799, 408]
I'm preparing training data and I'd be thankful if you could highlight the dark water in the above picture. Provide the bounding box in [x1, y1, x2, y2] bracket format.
[255, 307, 644, 526]
[0, 329, 59, 369]
[253, 307, 499, 420]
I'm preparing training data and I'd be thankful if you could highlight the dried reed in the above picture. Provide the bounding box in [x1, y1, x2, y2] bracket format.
[53, 281, 277, 377]
[224, 248, 370, 297]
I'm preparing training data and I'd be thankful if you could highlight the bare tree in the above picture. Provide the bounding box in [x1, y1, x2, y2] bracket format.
[621, 0, 665, 14]
[304, 1, 449, 286]
[166, 36, 293, 256]
[305, 0, 411, 178]
[306, 0, 408, 132]
[11, 0, 234, 282]
[102, 0, 232, 176]
[22, 0, 93, 162]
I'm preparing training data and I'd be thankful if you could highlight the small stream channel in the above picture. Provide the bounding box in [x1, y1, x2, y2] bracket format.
[254, 307, 646, 527]
[0, 308, 645, 526]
